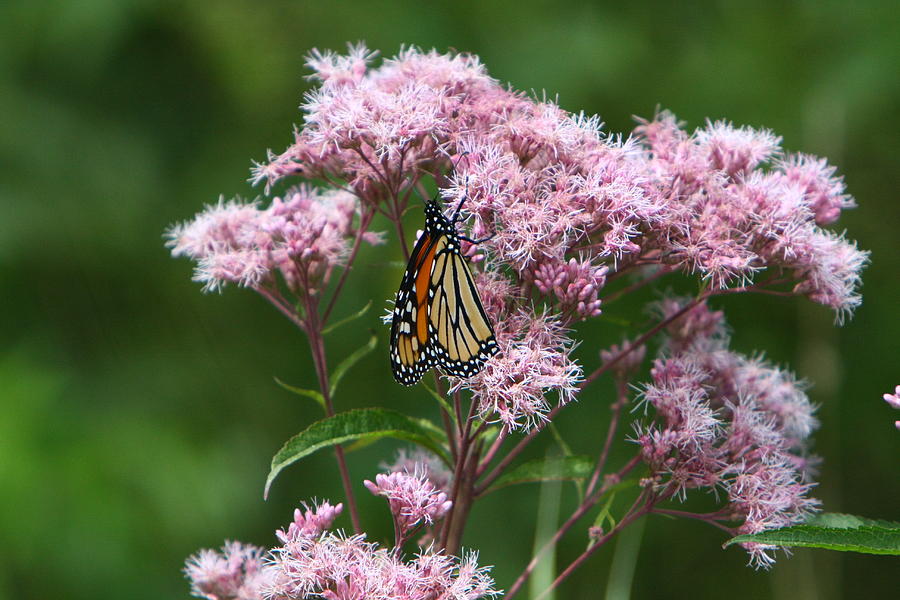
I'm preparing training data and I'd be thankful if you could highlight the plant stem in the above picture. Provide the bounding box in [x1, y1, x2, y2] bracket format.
[256, 286, 307, 333]
[476, 426, 509, 478]
[440, 396, 480, 554]
[581, 296, 704, 389]
[305, 294, 362, 534]
[322, 207, 375, 323]
[585, 379, 629, 497]
[474, 416, 553, 496]
[534, 485, 677, 599]
[650, 508, 736, 534]
[444, 444, 480, 555]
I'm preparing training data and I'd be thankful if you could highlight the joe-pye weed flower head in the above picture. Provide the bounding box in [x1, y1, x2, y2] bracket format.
[365, 466, 453, 536]
[166, 186, 381, 295]
[635, 301, 820, 567]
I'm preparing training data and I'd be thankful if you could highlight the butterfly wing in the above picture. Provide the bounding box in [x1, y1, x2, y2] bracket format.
[389, 229, 443, 386]
[427, 241, 499, 378]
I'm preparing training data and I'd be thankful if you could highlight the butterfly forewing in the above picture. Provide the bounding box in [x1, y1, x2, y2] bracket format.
[390, 229, 440, 385]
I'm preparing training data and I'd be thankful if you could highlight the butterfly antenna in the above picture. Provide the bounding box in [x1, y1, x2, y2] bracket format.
[452, 170, 475, 224]
[450, 150, 471, 173]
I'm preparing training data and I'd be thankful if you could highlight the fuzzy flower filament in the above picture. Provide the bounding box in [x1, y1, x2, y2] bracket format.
[453, 308, 582, 431]
[276, 501, 344, 543]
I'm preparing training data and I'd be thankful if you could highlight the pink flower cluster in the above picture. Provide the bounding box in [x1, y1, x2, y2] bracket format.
[166, 186, 380, 294]
[634, 301, 820, 567]
[384, 448, 453, 492]
[251, 45, 495, 198]
[185, 541, 272, 600]
[636, 112, 867, 318]
[365, 467, 453, 535]
[276, 500, 344, 543]
[175, 45, 872, 581]
[185, 499, 498, 600]
[452, 307, 582, 431]
[533, 258, 608, 320]
[268, 534, 497, 600]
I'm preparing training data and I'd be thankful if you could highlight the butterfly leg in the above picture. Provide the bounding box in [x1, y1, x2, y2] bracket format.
[458, 233, 495, 245]
[451, 188, 468, 224]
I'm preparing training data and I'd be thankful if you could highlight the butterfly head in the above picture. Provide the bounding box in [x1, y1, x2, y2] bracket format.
[424, 199, 448, 229]
[424, 199, 440, 216]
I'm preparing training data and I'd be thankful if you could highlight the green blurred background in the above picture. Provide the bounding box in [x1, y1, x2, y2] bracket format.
[2, 1, 897, 598]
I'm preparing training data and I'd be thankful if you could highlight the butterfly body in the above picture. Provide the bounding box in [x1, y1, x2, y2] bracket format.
[390, 200, 498, 386]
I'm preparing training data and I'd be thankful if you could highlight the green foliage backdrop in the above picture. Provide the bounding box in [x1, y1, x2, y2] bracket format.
[1, 1, 897, 598]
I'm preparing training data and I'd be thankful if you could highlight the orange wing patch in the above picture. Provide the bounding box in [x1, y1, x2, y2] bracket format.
[414, 237, 446, 344]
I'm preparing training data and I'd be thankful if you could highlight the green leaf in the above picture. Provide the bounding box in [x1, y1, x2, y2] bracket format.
[265, 408, 450, 498]
[323, 300, 372, 335]
[486, 455, 594, 493]
[329, 335, 377, 398]
[344, 416, 448, 454]
[725, 512, 900, 556]
[273, 377, 326, 412]
[412, 416, 450, 444]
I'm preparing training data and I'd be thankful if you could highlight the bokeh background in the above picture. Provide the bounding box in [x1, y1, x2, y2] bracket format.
[2, 1, 897, 598]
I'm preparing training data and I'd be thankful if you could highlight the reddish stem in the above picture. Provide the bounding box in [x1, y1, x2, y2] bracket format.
[305, 294, 363, 534]
[256, 286, 307, 333]
[322, 207, 375, 323]
[535, 504, 651, 600]
[440, 395, 480, 554]
[533, 485, 677, 599]
[581, 296, 705, 389]
[585, 379, 629, 497]
[650, 508, 737, 535]
[476, 426, 509, 478]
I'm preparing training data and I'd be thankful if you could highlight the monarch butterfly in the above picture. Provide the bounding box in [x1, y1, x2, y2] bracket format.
[390, 198, 498, 386]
